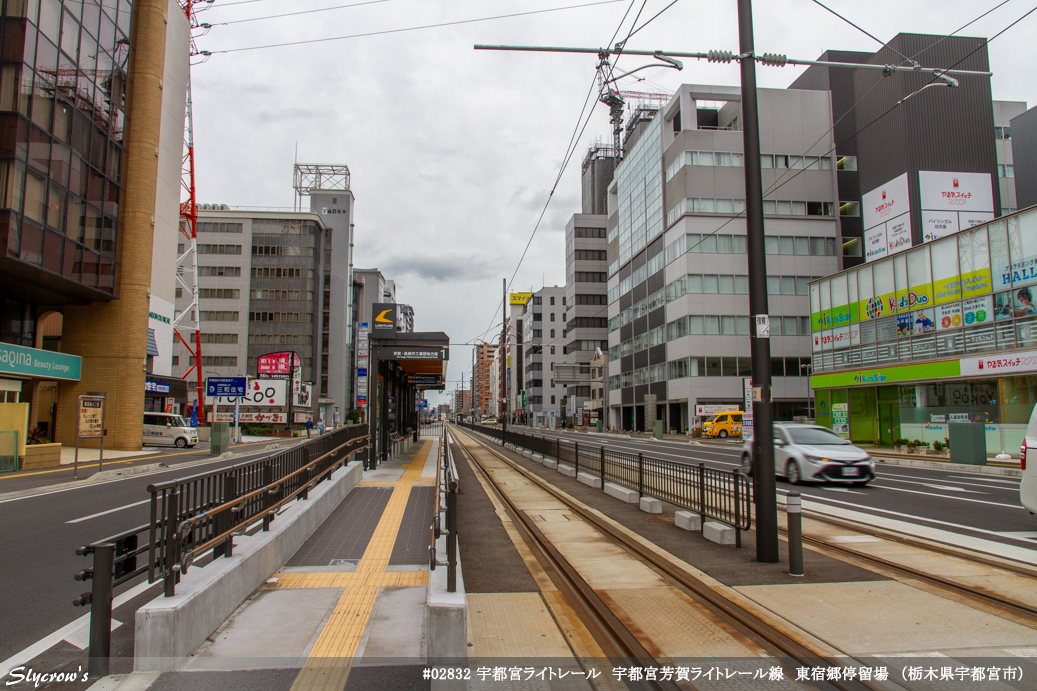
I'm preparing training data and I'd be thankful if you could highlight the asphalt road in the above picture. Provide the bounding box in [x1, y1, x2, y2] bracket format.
[481, 425, 1036, 550]
[0, 441, 302, 664]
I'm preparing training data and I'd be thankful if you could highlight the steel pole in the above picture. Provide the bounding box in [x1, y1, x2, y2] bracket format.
[787, 492, 804, 576]
[501, 278, 508, 441]
[737, 0, 779, 563]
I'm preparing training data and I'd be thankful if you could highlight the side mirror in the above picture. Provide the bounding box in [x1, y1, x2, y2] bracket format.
[775, 438, 785, 447]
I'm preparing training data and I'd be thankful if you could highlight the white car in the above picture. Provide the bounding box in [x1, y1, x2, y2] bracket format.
[1019, 408, 1037, 514]
[143, 413, 198, 448]
[741, 423, 875, 486]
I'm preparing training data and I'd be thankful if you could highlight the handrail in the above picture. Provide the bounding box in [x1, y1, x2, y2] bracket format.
[429, 426, 458, 591]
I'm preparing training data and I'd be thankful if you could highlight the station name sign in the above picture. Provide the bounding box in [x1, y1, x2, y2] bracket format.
[383, 347, 449, 361]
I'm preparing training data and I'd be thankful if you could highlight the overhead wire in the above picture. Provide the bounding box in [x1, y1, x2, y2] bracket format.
[206, 0, 393, 26]
[679, 1, 1036, 256]
[207, 0, 628, 53]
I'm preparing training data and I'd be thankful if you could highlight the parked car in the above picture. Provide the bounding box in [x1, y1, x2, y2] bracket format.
[702, 411, 743, 438]
[143, 413, 198, 448]
[1020, 407, 1037, 514]
[740, 423, 874, 486]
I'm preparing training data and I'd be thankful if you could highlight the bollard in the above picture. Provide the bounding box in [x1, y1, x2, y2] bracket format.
[787, 492, 804, 577]
[87, 543, 115, 677]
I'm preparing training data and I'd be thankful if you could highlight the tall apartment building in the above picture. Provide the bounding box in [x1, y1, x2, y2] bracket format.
[606, 85, 839, 432]
[473, 342, 497, 418]
[453, 389, 471, 416]
[398, 304, 415, 332]
[0, 0, 190, 451]
[522, 286, 566, 427]
[506, 295, 529, 420]
[172, 209, 327, 421]
[561, 214, 609, 423]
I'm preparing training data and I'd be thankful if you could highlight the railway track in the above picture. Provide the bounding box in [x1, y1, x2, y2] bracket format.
[451, 426, 881, 691]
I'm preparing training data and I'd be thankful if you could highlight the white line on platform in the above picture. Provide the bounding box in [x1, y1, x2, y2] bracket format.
[66, 499, 150, 524]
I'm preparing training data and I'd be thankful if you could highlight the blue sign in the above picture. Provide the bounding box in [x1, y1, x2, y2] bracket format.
[206, 377, 247, 397]
[358, 368, 367, 377]
[145, 380, 170, 394]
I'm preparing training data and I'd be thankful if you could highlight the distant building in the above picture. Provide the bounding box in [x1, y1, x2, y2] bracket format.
[473, 342, 497, 418]
[522, 286, 566, 427]
[1012, 105, 1037, 210]
[398, 304, 415, 332]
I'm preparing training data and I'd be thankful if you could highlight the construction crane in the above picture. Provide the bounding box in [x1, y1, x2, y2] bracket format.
[173, 1, 210, 421]
[595, 49, 676, 160]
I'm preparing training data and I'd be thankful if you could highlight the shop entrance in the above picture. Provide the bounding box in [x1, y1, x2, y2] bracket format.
[879, 402, 901, 446]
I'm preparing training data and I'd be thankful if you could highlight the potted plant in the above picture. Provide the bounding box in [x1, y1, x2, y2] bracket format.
[893, 437, 909, 452]
[942, 437, 951, 456]
[932, 440, 944, 454]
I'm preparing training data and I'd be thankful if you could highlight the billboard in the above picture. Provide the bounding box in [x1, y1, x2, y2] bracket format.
[862, 173, 911, 262]
[206, 378, 286, 406]
[371, 303, 397, 339]
[257, 351, 300, 376]
[509, 292, 533, 305]
[919, 171, 994, 242]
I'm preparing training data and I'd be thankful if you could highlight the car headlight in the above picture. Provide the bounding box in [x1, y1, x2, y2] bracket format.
[804, 455, 829, 464]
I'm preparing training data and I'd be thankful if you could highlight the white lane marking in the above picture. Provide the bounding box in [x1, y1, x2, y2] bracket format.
[800, 491, 1037, 547]
[947, 475, 1020, 486]
[870, 483, 1024, 509]
[874, 476, 988, 494]
[819, 487, 868, 495]
[0, 578, 156, 679]
[64, 619, 122, 650]
[65, 498, 150, 524]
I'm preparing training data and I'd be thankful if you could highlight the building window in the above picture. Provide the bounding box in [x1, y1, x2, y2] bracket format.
[840, 201, 860, 217]
[550, 296, 555, 305]
[199, 311, 239, 321]
[995, 126, 1012, 140]
[198, 244, 242, 254]
[551, 395, 556, 404]
[550, 346, 555, 354]
[199, 288, 240, 299]
[836, 156, 857, 171]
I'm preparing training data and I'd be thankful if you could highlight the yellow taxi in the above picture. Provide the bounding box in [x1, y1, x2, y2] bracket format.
[702, 411, 744, 438]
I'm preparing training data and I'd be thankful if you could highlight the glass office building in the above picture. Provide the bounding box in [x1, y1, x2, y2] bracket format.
[0, 0, 133, 297]
[809, 205, 1037, 453]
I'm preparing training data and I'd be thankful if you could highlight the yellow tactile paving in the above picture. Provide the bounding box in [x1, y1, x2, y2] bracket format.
[285, 440, 434, 691]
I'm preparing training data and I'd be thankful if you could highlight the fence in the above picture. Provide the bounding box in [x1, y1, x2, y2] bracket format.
[458, 423, 750, 541]
[0, 430, 17, 472]
[72, 423, 370, 676]
[429, 426, 458, 591]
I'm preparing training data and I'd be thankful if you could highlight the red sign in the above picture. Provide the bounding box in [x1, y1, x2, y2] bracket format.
[257, 351, 301, 375]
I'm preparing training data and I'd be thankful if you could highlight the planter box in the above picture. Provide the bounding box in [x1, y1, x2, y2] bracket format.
[21, 442, 62, 470]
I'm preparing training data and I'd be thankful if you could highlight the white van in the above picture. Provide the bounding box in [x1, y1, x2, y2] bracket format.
[1020, 409, 1037, 514]
[143, 413, 199, 448]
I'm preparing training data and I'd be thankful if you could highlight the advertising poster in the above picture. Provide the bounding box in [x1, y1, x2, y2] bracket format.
[886, 213, 913, 256]
[961, 295, 993, 326]
[864, 224, 888, 262]
[206, 379, 286, 406]
[936, 302, 963, 331]
[921, 210, 959, 242]
[862, 173, 910, 263]
[994, 289, 1037, 320]
[919, 171, 995, 243]
[994, 252, 1037, 292]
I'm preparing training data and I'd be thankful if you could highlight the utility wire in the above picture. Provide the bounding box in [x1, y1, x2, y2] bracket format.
[809, 0, 914, 64]
[207, 0, 393, 26]
[209, 0, 627, 53]
[680, 2, 1036, 256]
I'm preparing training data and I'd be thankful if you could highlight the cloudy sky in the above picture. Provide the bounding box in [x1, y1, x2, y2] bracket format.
[188, 0, 1037, 405]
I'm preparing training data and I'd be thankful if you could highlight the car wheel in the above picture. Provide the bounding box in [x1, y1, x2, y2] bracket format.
[175, 437, 187, 448]
[719, 430, 728, 438]
[786, 461, 802, 485]
[741, 454, 753, 476]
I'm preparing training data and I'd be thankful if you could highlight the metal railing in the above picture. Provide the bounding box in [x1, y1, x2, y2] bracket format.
[0, 430, 18, 472]
[420, 421, 445, 437]
[429, 426, 458, 591]
[72, 424, 370, 676]
[459, 423, 750, 542]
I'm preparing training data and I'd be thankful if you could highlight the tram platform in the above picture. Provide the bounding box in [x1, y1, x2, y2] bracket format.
[106, 427, 1037, 691]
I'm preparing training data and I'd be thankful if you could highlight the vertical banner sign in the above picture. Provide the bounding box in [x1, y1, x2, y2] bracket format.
[742, 378, 753, 431]
[74, 395, 105, 479]
[357, 323, 369, 406]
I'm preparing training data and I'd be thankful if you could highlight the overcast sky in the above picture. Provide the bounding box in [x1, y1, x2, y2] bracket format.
[189, 0, 1037, 406]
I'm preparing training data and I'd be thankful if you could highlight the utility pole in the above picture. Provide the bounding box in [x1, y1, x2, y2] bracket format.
[737, 0, 778, 564]
[501, 279, 508, 439]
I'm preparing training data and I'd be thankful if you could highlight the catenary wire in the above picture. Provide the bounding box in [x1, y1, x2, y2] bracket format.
[679, 2, 1037, 256]
[809, 0, 914, 64]
[207, 0, 393, 26]
[208, 0, 628, 53]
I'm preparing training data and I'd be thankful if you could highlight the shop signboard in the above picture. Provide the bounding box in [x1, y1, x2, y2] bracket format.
[257, 351, 300, 377]
[509, 292, 533, 305]
[210, 412, 287, 423]
[206, 379, 286, 406]
[960, 349, 1037, 377]
[831, 403, 849, 436]
[961, 295, 992, 326]
[810, 359, 961, 389]
[695, 404, 739, 416]
[919, 171, 994, 241]
[74, 395, 105, 478]
[206, 377, 246, 398]
[371, 303, 397, 339]
[994, 252, 1037, 292]
[862, 173, 911, 262]
[0, 342, 81, 381]
[936, 302, 963, 331]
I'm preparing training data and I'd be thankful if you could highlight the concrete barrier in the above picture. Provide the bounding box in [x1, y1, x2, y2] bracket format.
[703, 519, 736, 545]
[532, 454, 544, 462]
[427, 534, 467, 677]
[543, 459, 558, 470]
[576, 471, 602, 489]
[557, 464, 577, 477]
[134, 461, 364, 671]
[639, 496, 662, 514]
[604, 482, 639, 504]
[675, 510, 702, 531]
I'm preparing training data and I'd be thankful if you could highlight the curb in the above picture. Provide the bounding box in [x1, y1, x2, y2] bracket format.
[874, 455, 1022, 477]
